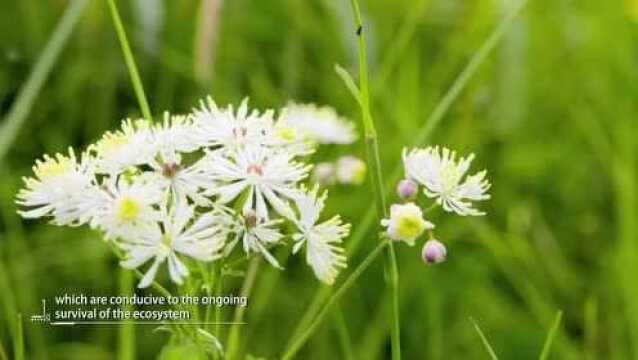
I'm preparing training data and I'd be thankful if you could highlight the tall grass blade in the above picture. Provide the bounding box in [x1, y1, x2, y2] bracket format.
[0, 0, 89, 161]
[106, 0, 152, 120]
[539, 310, 563, 360]
[469, 317, 499, 360]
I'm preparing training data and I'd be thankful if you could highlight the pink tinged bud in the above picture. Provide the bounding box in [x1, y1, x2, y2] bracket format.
[422, 239, 446, 264]
[396, 179, 418, 201]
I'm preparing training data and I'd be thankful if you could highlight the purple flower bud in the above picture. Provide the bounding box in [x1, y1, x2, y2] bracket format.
[422, 239, 447, 264]
[396, 179, 418, 201]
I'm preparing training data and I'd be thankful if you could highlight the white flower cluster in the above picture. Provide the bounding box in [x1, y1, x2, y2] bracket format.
[382, 146, 491, 264]
[16, 97, 357, 287]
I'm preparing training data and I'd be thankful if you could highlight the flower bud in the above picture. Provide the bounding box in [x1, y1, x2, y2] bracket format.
[421, 239, 447, 264]
[396, 179, 418, 201]
[336, 156, 367, 185]
[312, 162, 336, 186]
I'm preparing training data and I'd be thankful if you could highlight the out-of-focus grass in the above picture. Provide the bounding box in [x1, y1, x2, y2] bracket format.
[1, 0, 637, 359]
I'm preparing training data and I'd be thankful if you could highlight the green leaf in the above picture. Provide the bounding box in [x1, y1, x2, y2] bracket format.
[334, 64, 362, 107]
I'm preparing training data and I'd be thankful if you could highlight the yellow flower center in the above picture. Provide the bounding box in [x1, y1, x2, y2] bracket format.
[396, 215, 424, 239]
[117, 197, 141, 222]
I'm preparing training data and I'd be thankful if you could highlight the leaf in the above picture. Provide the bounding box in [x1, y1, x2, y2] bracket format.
[334, 64, 362, 107]
[196, 328, 224, 354]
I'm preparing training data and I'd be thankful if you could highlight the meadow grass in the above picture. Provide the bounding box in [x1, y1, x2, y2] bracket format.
[1, 0, 637, 359]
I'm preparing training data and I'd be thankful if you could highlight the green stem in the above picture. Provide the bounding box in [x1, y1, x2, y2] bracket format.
[282, 241, 388, 360]
[214, 264, 224, 338]
[118, 269, 135, 360]
[285, 211, 375, 347]
[202, 263, 215, 329]
[349, 0, 400, 358]
[0, 0, 89, 161]
[225, 257, 260, 360]
[106, 0, 152, 121]
[14, 314, 24, 360]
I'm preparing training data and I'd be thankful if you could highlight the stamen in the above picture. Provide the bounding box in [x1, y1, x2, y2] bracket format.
[247, 164, 263, 176]
[161, 162, 181, 178]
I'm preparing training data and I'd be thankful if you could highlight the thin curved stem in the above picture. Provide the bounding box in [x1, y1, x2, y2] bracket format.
[282, 241, 388, 360]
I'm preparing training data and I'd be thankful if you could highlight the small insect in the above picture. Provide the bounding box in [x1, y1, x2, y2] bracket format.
[356, 26, 362, 36]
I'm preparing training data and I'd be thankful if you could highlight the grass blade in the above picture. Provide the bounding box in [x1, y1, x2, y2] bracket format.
[106, 0, 152, 120]
[0, 0, 89, 161]
[539, 310, 563, 360]
[469, 317, 499, 360]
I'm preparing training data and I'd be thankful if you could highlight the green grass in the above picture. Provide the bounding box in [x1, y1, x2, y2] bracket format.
[1, 0, 637, 358]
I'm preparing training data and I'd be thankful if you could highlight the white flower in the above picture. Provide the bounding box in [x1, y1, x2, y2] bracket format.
[202, 145, 310, 219]
[192, 97, 273, 150]
[264, 115, 316, 156]
[140, 154, 215, 207]
[151, 113, 206, 161]
[280, 102, 357, 145]
[88, 119, 156, 175]
[16, 148, 103, 226]
[381, 203, 434, 245]
[336, 156, 367, 185]
[228, 209, 284, 269]
[91, 177, 163, 240]
[119, 199, 229, 288]
[292, 186, 350, 285]
[403, 146, 491, 216]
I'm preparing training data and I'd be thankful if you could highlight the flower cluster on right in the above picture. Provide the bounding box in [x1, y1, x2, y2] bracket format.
[381, 146, 491, 264]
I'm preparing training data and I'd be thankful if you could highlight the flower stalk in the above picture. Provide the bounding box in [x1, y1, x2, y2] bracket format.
[348, 0, 402, 358]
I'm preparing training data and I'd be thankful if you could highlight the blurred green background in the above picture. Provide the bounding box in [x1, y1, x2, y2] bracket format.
[1, 0, 637, 358]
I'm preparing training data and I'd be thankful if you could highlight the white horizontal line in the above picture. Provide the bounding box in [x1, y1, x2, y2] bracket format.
[50, 321, 246, 326]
